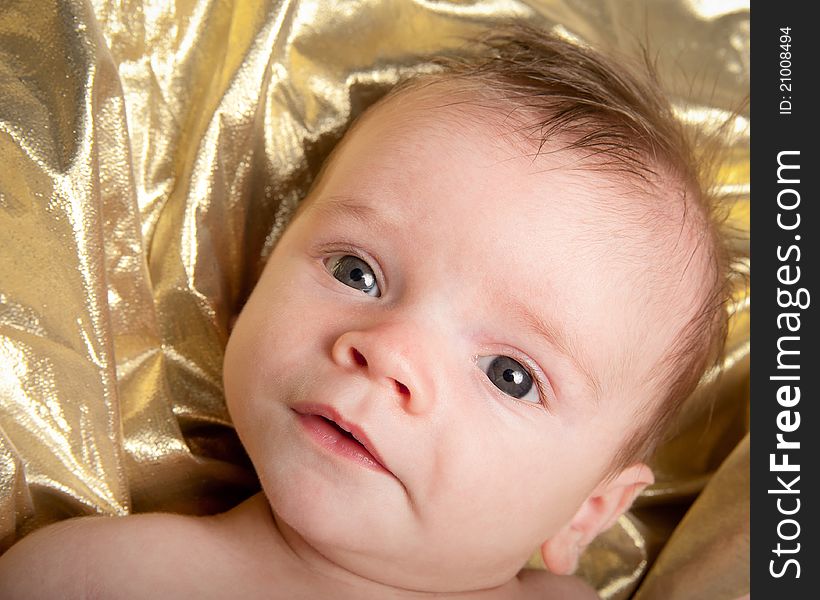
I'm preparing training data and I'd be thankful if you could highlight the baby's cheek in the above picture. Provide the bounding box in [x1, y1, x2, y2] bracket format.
[426, 428, 512, 511]
[443, 424, 585, 526]
[422, 438, 554, 557]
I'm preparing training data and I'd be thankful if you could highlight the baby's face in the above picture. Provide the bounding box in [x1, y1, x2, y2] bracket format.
[224, 92, 694, 590]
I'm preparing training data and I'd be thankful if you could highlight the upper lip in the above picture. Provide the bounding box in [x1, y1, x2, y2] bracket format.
[293, 403, 392, 474]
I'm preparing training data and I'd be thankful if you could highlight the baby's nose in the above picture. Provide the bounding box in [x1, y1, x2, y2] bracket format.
[331, 328, 434, 415]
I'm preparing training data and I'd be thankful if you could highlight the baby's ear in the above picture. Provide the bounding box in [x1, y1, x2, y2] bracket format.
[540, 463, 653, 575]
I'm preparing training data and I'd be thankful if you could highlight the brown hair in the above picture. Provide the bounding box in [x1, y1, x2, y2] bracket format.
[387, 22, 734, 474]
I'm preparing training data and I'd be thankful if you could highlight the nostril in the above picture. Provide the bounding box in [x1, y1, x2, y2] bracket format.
[395, 381, 410, 396]
[351, 348, 368, 368]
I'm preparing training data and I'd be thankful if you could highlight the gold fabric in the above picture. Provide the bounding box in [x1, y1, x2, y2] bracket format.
[0, 0, 749, 597]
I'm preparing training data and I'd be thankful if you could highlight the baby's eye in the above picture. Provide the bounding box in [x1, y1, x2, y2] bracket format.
[326, 255, 380, 297]
[477, 355, 540, 403]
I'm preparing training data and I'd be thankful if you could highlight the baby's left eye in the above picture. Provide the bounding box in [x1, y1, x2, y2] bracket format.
[477, 355, 540, 404]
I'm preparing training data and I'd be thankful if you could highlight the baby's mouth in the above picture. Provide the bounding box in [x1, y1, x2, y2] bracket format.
[293, 406, 392, 476]
[319, 415, 361, 443]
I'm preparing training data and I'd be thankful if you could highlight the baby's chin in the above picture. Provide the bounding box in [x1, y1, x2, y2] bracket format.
[263, 480, 530, 593]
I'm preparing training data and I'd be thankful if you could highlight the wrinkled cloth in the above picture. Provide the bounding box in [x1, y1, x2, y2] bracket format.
[0, 1, 749, 597]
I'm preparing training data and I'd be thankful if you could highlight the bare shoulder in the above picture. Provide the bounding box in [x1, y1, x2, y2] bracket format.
[517, 568, 601, 600]
[0, 512, 224, 599]
[0, 515, 117, 599]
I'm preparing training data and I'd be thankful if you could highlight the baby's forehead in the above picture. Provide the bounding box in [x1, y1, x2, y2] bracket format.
[347, 87, 699, 269]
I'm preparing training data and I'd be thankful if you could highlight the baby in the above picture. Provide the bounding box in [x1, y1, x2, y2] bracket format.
[0, 25, 729, 599]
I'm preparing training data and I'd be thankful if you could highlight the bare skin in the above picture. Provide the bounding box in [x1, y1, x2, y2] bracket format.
[0, 493, 598, 599]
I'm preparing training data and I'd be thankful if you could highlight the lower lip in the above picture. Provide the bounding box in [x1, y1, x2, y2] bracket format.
[296, 413, 390, 475]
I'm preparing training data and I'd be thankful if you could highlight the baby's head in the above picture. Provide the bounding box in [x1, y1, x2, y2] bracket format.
[223, 25, 729, 592]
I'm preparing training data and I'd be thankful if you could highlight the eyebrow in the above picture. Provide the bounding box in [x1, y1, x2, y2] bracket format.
[304, 195, 392, 230]
[507, 298, 603, 403]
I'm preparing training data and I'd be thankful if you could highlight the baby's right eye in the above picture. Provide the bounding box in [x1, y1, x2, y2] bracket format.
[325, 255, 381, 297]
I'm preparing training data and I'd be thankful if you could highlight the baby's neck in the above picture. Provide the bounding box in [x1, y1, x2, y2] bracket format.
[211, 492, 594, 600]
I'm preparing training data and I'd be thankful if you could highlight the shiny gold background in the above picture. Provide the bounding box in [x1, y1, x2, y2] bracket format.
[0, 1, 749, 597]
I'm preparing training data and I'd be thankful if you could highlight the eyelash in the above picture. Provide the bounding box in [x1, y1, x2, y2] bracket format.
[528, 367, 550, 408]
[315, 240, 552, 410]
